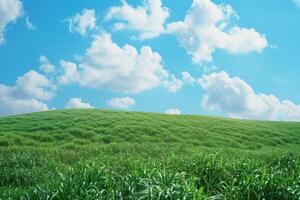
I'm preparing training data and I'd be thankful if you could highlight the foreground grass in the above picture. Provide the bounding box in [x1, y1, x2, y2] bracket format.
[0, 109, 300, 199]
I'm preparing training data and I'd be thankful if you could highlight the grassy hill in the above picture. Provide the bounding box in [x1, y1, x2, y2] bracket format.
[0, 109, 300, 199]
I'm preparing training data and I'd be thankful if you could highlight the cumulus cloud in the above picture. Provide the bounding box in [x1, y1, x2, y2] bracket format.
[66, 98, 94, 109]
[182, 71, 197, 85]
[107, 97, 135, 109]
[294, 0, 300, 8]
[105, 0, 169, 40]
[162, 75, 183, 92]
[199, 71, 300, 121]
[59, 33, 181, 93]
[167, 0, 268, 63]
[13, 71, 54, 100]
[66, 9, 97, 36]
[0, 71, 54, 116]
[58, 60, 80, 84]
[165, 108, 181, 115]
[39, 55, 56, 74]
[0, 0, 23, 44]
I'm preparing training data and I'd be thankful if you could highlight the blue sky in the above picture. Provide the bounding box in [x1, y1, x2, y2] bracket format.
[1, 0, 300, 120]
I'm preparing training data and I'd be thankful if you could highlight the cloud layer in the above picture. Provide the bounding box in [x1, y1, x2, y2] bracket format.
[165, 108, 181, 115]
[39, 55, 56, 74]
[0, 71, 54, 116]
[2, 0, 297, 122]
[200, 71, 300, 121]
[107, 97, 135, 109]
[167, 0, 268, 63]
[66, 9, 97, 36]
[58, 60, 79, 84]
[105, 0, 169, 40]
[66, 98, 94, 109]
[59, 33, 182, 93]
[0, 0, 23, 44]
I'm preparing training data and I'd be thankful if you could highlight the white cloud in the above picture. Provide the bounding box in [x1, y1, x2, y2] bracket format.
[201, 64, 218, 74]
[66, 98, 94, 109]
[294, 0, 300, 8]
[165, 108, 181, 115]
[56, 33, 183, 93]
[163, 75, 183, 92]
[199, 71, 300, 121]
[0, 93, 48, 116]
[14, 70, 54, 100]
[65, 33, 180, 93]
[0, 71, 54, 116]
[0, 0, 23, 44]
[66, 9, 97, 36]
[39, 55, 56, 74]
[105, 0, 169, 40]
[167, 0, 268, 63]
[58, 60, 80, 84]
[107, 97, 135, 109]
[182, 71, 196, 85]
[25, 16, 36, 30]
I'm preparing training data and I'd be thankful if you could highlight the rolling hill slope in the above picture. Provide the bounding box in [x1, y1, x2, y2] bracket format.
[0, 109, 300, 199]
[0, 109, 300, 149]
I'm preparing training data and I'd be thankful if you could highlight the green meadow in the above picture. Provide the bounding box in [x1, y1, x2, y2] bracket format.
[0, 109, 299, 199]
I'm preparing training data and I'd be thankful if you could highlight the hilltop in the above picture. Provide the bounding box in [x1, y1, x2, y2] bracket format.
[0, 109, 300, 149]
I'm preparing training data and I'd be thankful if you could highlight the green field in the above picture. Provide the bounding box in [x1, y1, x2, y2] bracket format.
[0, 109, 300, 199]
